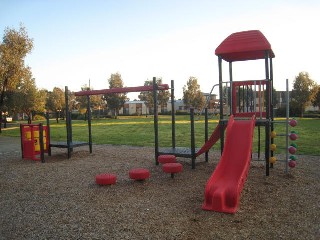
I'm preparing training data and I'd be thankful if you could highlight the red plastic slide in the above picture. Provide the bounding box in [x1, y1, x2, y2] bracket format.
[202, 115, 255, 214]
[196, 123, 225, 157]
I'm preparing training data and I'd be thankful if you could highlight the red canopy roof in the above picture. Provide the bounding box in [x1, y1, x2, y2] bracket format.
[215, 30, 275, 62]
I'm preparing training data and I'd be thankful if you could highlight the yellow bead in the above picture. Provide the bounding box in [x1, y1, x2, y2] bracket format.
[269, 156, 277, 164]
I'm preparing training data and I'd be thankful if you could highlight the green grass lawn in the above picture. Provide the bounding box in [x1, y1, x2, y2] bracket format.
[1, 115, 319, 155]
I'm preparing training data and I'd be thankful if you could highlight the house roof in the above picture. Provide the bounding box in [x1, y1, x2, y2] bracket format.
[215, 30, 275, 62]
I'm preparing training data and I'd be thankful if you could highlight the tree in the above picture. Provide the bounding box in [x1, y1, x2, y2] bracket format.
[103, 73, 127, 118]
[46, 87, 65, 123]
[311, 84, 320, 110]
[0, 25, 33, 132]
[138, 80, 153, 115]
[138, 78, 170, 114]
[35, 89, 48, 114]
[183, 76, 205, 111]
[76, 84, 104, 119]
[291, 72, 316, 117]
[12, 67, 39, 123]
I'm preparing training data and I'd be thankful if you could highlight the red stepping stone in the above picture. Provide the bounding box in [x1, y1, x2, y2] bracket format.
[158, 155, 176, 164]
[129, 168, 150, 181]
[162, 162, 183, 178]
[96, 173, 117, 185]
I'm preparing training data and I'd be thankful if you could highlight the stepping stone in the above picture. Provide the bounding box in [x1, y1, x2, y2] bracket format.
[129, 168, 150, 181]
[96, 173, 117, 185]
[158, 155, 176, 164]
[162, 162, 183, 178]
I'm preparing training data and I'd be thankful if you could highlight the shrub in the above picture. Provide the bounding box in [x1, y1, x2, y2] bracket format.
[289, 102, 301, 117]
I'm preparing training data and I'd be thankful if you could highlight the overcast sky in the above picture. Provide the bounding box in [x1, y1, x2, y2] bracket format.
[1, 0, 319, 99]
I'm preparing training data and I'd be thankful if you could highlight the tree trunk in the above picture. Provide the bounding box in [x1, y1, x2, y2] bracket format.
[27, 114, 32, 124]
[0, 112, 2, 133]
[56, 111, 59, 123]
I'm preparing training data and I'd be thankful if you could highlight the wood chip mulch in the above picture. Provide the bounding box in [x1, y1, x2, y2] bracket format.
[0, 144, 319, 239]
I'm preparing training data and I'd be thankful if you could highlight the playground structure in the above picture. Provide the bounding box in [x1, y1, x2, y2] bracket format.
[201, 30, 299, 213]
[20, 82, 171, 162]
[20, 86, 93, 161]
[47, 86, 93, 159]
[17, 29, 299, 215]
[20, 123, 48, 162]
[154, 79, 224, 169]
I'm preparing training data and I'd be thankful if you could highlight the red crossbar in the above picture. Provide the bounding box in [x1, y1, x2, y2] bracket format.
[74, 84, 169, 96]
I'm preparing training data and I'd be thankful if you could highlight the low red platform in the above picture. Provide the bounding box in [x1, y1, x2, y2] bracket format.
[162, 162, 182, 178]
[96, 173, 117, 185]
[158, 155, 176, 164]
[129, 168, 150, 181]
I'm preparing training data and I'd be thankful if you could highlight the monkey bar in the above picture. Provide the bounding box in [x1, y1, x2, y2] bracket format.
[74, 84, 169, 96]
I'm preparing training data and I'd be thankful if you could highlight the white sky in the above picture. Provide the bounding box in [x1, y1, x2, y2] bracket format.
[1, 0, 319, 99]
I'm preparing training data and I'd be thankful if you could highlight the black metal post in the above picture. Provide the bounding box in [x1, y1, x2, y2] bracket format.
[153, 77, 159, 165]
[258, 126, 261, 159]
[238, 87, 241, 112]
[218, 56, 223, 119]
[229, 61, 233, 115]
[171, 80, 175, 149]
[39, 123, 45, 163]
[190, 108, 196, 169]
[19, 124, 24, 158]
[218, 57, 224, 154]
[65, 86, 71, 158]
[270, 57, 274, 168]
[265, 120, 270, 176]
[265, 51, 270, 176]
[205, 108, 209, 162]
[46, 113, 52, 156]
[87, 95, 93, 153]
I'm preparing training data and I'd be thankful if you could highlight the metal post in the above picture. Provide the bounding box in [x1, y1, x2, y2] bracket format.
[264, 51, 270, 175]
[229, 62, 233, 115]
[46, 113, 52, 156]
[153, 77, 159, 165]
[265, 120, 270, 176]
[205, 108, 209, 162]
[20, 124, 24, 158]
[285, 79, 289, 174]
[190, 108, 196, 169]
[218, 57, 224, 153]
[218, 57, 223, 119]
[270, 58, 274, 168]
[258, 125, 261, 159]
[39, 123, 45, 163]
[171, 80, 175, 149]
[270, 57, 274, 121]
[254, 80, 257, 116]
[87, 95, 93, 153]
[65, 86, 71, 158]
[265, 51, 270, 119]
